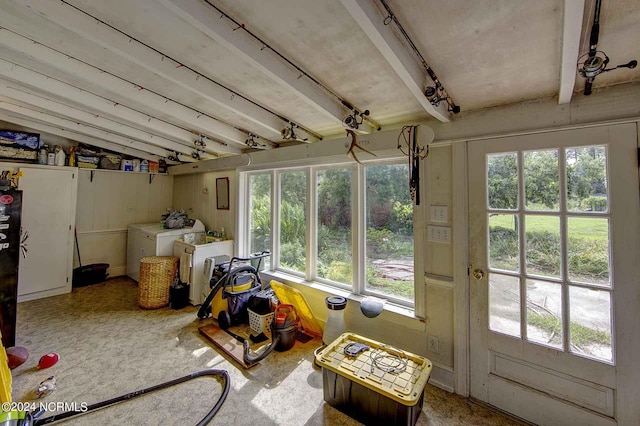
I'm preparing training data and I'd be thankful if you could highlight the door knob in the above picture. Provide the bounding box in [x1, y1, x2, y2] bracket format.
[472, 269, 485, 280]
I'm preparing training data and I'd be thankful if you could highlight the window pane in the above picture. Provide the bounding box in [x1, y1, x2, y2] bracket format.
[526, 279, 562, 349]
[489, 273, 521, 337]
[364, 164, 413, 302]
[279, 171, 307, 273]
[489, 214, 519, 272]
[487, 153, 518, 210]
[317, 169, 352, 284]
[524, 150, 559, 211]
[249, 174, 271, 269]
[566, 146, 608, 212]
[567, 217, 610, 285]
[569, 286, 612, 362]
[525, 215, 560, 279]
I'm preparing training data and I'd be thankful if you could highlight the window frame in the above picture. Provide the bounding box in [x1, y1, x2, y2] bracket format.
[238, 158, 416, 308]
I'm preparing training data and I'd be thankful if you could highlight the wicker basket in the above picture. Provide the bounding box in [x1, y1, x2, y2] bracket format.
[138, 256, 178, 309]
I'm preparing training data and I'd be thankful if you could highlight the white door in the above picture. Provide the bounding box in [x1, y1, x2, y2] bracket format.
[18, 167, 77, 300]
[468, 124, 640, 425]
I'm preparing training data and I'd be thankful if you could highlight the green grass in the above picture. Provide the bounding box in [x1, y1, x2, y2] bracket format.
[527, 311, 610, 347]
[490, 214, 608, 242]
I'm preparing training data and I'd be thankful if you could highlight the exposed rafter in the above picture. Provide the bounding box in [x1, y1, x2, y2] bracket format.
[6, 0, 306, 143]
[340, 0, 450, 122]
[0, 57, 242, 157]
[0, 112, 162, 162]
[558, 0, 586, 104]
[0, 102, 179, 159]
[158, 0, 375, 134]
[0, 27, 252, 152]
[0, 88, 218, 159]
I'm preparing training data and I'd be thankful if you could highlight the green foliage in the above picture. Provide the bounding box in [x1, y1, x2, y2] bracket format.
[524, 150, 559, 209]
[390, 201, 413, 236]
[526, 230, 561, 275]
[489, 226, 518, 270]
[280, 241, 305, 271]
[528, 311, 610, 348]
[580, 196, 607, 212]
[568, 237, 609, 282]
[318, 169, 351, 228]
[249, 194, 271, 252]
[488, 154, 518, 209]
[567, 146, 607, 206]
[326, 261, 352, 283]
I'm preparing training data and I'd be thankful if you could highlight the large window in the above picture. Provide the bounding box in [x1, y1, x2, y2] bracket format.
[365, 164, 414, 303]
[279, 171, 307, 274]
[248, 173, 272, 269]
[317, 168, 352, 285]
[243, 161, 415, 307]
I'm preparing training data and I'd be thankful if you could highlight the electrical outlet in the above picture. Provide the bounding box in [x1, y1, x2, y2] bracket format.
[430, 205, 448, 223]
[428, 334, 439, 354]
[427, 225, 451, 243]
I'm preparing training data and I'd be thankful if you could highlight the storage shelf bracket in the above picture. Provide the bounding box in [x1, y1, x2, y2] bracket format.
[90, 170, 95, 182]
[149, 174, 155, 184]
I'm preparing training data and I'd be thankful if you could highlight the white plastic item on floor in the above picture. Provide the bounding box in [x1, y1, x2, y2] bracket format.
[173, 239, 234, 305]
[323, 296, 347, 345]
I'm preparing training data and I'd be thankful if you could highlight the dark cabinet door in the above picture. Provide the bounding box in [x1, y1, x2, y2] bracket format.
[0, 189, 22, 348]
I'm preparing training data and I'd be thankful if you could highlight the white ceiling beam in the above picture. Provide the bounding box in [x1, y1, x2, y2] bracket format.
[340, 0, 450, 122]
[0, 27, 230, 149]
[158, 0, 371, 133]
[0, 87, 217, 159]
[558, 0, 586, 104]
[0, 112, 162, 162]
[0, 102, 176, 159]
[0, 57, 241, 156]
[9, 0, 289, 141]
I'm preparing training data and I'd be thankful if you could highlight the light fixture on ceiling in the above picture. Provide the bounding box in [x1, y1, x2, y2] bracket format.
[343, 109, 370, 130]
[280, 122, 308, 142]
[577, 0, 637, 95]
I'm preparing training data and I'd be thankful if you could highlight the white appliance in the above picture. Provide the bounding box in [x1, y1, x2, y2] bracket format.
[173, 239, 234, 305]
[126, 220, 205, 282]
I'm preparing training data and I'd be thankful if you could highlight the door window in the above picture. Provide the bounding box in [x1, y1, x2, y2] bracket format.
[487, 146, 612, 362]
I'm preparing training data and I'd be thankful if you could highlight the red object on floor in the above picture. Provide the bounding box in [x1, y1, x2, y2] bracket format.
[37, 352, 59, 369]
[6, 346, 29, 369]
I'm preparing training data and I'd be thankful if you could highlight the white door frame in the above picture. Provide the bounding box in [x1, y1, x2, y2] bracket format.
[457, 123, 639, 424]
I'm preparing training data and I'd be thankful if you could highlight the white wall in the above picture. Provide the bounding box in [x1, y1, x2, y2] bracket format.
[75, 169, 173, 276]
[172, 171, 235, 238]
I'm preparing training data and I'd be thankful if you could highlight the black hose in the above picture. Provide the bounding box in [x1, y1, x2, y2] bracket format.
[34, 369, 231, 425]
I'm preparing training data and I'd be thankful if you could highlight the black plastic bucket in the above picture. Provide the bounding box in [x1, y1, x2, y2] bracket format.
[275, 323, 297, 352]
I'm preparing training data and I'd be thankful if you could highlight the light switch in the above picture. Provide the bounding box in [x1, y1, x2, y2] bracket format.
[427, 225, 451, 244]
[430, 205, 448, 223]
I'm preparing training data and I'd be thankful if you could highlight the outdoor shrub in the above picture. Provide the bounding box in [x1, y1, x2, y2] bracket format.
[579, 196, 607, 212]
[327, 261, 352, 283]
[525, 230, 561, 275]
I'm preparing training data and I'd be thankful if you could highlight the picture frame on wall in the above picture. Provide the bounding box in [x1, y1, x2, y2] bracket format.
[216, 177, 229, 210]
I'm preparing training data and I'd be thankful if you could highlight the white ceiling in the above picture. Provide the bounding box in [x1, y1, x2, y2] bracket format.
[0, 0, 638, 162]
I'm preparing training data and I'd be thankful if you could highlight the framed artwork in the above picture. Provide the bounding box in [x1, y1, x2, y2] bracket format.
[216, 177, 229, 210]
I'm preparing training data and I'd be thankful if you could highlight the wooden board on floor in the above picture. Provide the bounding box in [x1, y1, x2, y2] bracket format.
[199, 323, 257, 369]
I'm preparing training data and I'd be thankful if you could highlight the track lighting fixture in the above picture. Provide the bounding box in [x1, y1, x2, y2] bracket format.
[342, 109, 370, 130]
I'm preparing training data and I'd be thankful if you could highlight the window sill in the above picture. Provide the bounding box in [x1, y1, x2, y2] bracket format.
[262, 270, 426, 331]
